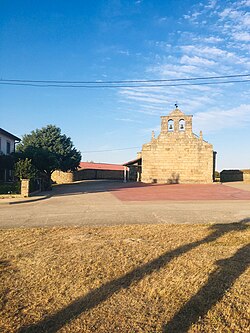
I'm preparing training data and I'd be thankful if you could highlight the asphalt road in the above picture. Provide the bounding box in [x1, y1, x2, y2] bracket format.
[0, 180, 250, 228]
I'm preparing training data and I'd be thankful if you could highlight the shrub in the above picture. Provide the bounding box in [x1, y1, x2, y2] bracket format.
[0, 182, 21, 194]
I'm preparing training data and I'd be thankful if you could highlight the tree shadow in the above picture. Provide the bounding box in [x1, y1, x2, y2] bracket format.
[47, 180, 250, 201]
[18, 219, 250, 333]
[162, 243, 250, 333]
[0, 259, 11, 268]
[0, 260, 14, 312]
[51, 180, 157, 197]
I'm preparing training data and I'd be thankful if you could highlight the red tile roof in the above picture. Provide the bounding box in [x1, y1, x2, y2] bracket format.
[79, 162, 125, 171]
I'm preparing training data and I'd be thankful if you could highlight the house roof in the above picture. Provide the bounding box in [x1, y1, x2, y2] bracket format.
[123, 157, 142, 166]
[79, 162, 125, 171]
[0, 128, 21, 141]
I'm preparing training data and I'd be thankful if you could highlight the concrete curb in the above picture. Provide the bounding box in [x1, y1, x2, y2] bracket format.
[0, 193, 53, 205]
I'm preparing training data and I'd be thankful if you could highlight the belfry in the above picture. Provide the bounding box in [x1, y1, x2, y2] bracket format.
[140, 107, 216, 183]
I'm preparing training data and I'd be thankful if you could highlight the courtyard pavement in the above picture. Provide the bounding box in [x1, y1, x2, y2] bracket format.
[0, 180, 250, 228]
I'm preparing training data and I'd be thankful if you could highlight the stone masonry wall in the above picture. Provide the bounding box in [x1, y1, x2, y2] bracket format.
[52, 170, 74, 184]
[244, 173, 250, 182]
[141, 108, 214, 184]
[21, 179, 30, 197]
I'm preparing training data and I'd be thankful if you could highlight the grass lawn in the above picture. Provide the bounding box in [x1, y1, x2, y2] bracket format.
[0, 222, 249, 333]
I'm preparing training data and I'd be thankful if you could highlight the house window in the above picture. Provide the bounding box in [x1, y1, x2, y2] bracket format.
[168, 119, 174, 132]
[6, 141, 11, 154]
[179, 119, 185, 131]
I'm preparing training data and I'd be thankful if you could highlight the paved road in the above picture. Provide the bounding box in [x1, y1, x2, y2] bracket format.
[0, 180, 250, 228]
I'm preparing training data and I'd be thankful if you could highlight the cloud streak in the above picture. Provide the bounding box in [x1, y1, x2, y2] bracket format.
[117, 0, 250, 134]
[194, 104, 250, 133]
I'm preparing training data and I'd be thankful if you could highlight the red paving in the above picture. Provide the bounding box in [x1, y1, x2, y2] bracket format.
[111, 183, 250, 201]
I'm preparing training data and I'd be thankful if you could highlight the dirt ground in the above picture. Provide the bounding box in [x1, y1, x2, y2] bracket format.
[0, 222, 249, 333]
[1, 181, 250, 332]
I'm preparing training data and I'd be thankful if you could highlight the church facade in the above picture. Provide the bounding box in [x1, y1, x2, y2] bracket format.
[141, 108, 216, 184]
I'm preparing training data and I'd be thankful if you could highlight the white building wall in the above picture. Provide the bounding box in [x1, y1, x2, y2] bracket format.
[0, 134, 15, 155]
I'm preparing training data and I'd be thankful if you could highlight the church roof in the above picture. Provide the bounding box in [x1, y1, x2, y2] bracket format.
[168, 108, 185, 117]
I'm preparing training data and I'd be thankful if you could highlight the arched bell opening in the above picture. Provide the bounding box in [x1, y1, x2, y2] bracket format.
[179, 119, 185, 131]
[168, 119, 174, 132]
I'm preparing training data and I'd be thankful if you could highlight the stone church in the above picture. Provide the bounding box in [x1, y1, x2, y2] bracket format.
[140, 107, 216, 184]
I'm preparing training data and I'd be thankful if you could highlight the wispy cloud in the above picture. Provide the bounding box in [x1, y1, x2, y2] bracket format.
[115, 118, 142, 123]
[180, 55, 216, 66]
[117, 0, 250, 134]
[203, 36, 223, 43]
[117, 49, 130, 56]
[232, 31, 250, 41]
[194, 104, 250, 132]
[204, 0, 217, 9]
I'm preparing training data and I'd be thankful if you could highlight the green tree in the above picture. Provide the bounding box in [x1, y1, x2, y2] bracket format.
[15, 158, 37, 180]
[16, 125, 81, 189]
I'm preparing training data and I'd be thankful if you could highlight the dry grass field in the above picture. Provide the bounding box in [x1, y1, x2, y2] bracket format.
[0, 222, 249, 333]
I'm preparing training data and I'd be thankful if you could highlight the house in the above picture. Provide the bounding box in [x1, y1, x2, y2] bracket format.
[127, 107, 216, 184]
[52, 162, 126, 184]
[76, 162, 125, 181]
[0, 128, 21, 182]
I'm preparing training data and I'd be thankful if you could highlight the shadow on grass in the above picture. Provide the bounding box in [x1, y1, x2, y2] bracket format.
[18, 219, 250, 333]
[162, 243, 250, 332]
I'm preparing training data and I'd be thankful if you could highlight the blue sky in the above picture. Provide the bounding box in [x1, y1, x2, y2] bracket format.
[0, 0, 249, 171]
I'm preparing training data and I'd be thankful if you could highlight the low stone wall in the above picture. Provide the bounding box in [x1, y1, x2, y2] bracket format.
[52, 171, 74, 184]
[242, 170, 250, 182]
[220, 169, 250, 183]
[52, 169, 124, 184]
